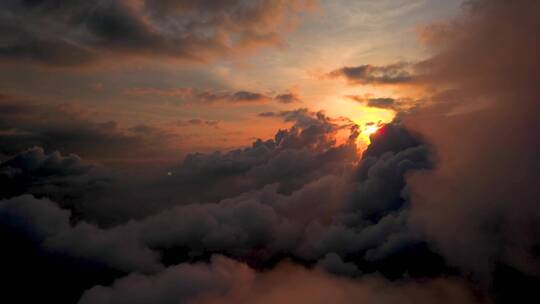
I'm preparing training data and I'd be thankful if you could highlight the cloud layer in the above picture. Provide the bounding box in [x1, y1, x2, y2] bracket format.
[2, 1, 540, 304]
[0, 0, 314, 66]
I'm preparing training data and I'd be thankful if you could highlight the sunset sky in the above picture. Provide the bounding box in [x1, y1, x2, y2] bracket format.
[1, 1, 540, 304]
[0, 0, 462, 161]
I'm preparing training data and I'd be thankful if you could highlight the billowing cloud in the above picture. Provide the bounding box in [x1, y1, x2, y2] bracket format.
[4, 1, 540, 303]
[0, 0, 315, 67]
[0, 95, 181, 161]
[0, 147, 109, 211]
[0, 108, 443, 302]
[400, 0, 540, 296]
[79, 255, 479, 304]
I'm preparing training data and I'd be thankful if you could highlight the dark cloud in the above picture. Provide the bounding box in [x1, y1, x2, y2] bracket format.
[363, 123, 424, 158]
[189, 90, 272, 104]
[0, 195, 162, 273]
[0, 0, 315, 67]
[2, 1, 539, 303]
[177, 119, 219, 127]
[258, 111, 277, 117]
[118, 109, 360, 220]
[275, 92, 302, 104]
[316, 252, 362, 277]
[0, 147, 109, 208]
[397, 1, 540, 301]
[125, 87, 298, 105]
[232, 91, 268, 102]
[0, 96, 180, 161]
[0, 105, 446, 303]
[79, 255, 479, 304]
[345, 96, 410, 111]
[328, 62, 414, 85]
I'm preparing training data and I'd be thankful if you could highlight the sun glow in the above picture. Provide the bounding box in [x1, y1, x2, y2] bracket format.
[359, 123, 383, 145]
[363, 125, 380, 137]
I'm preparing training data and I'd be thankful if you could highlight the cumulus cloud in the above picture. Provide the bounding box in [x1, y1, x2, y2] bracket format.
[0, 96, 180, 161]
[2, 1, 540, 304]
[0, 195, 162, 273]
[79, 255, 479, 304]
[0, 111, 436, 282]
[0, 147, 109, 211]
[0, 102, 466, 304]
[0, 0, 315, 67]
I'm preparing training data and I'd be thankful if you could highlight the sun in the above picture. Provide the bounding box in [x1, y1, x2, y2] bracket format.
[363, 125, 380, 137]
[358, 123, 383, 145]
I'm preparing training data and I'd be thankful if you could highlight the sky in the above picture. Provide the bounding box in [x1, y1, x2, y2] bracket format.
[1, 1, 540, 304]
[0, 0, 462, 162]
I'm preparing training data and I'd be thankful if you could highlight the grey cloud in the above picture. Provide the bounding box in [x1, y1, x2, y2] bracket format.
[401, 1, 540, 296]
[329, 62, 414, 85]
[0, 104, 448, 303]
[258, 111, 277, 117]
[79, 256, 248, 304]
[0, 97, 180, 161]
[79, 255, 479, 304]
[0, 195, 162, 273]
[0, 147, 109, 205]
[275, 92, 302, 104]
[316, 253, 362, 277]
[0, 0, 313, 67]
[195, 90, 272, 104]
[347, 96, 398, 109]
[177, 119, 219, 127]
[0, 117, 433, 281]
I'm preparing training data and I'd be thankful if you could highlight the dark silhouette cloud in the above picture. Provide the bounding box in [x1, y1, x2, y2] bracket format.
[125, 87, 299, 105]
[176, 119, 219, 127]
[345, 96, 419, 112]
[328, 62, 413, 85]
[0, 96, 180, 161]
[0, 147, 109, 207]
[275, 92, 302, 104]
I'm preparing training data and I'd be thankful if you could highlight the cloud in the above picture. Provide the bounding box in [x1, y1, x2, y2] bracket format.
[345, 96, 421, 112]
[125, 87, 300, 105]
[316, 252, 362, 277]
[0, 104, 459, 303]
[258, 111, 278, 117]
[398, 0, 540, 294]
[0, 195, 162, 273]
[0, 96, 181, 161]
[0, 113, 434, 276]
[177, 119, 220, 128]
[0, 147, 110, 212]
[2, 1, 540, 303]
[194, 90, 273, 104]
[275, 92, 302, 104]
[0, 0, 315, 67]
[79, 255, 479, 304]
[328, 62, 414, 85]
